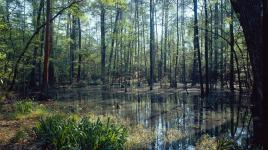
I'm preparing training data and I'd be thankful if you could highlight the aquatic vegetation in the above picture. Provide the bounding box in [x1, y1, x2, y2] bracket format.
[216, 136, 241, 150]
[33, 115, 128, 150]
[124, 124, 155, 149]
[196, 134, 241, 150]
[196, 134, 217, 150]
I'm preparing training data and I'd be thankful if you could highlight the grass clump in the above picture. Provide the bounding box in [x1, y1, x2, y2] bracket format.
[33, 115, 128, 150]
[14, 100, 35, 114]
[12, 99, 48, 120]
[196, 134, 241, 150]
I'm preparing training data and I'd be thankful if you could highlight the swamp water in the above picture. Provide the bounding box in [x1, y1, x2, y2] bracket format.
[48, 87, 252, 150]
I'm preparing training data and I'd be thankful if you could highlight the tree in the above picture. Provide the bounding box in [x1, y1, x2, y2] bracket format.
[229, 8, 234, 92]
[100, 3, 106, 86]
[181, 0, 187, 90]
[213, 0, 219, 84]
[30, 0, 44, 88]
[149, 0, 155, 90]
[229, 0, 263, 147]
[77, 18, 82, 82]
[204, 0, 209, 95]
[193, 0, 204, 97]
[43, 0, 52, 91]
[70, 14, 77, 84]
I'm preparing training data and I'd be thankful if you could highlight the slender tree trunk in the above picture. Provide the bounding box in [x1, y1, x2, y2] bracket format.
[100, 4, 106, 86]
[149, 0, 155, 90]
[70, 15, 77, 84]
[181, 0, 187, 90]
[159, 0, 164, 82]
[43, 0, 52, 91]
[77, 18, 82, 82]
[229, 8, 234, 92]
[108, 8, 120, 85]
[30, 0, 44, 88]
[48, 7, 55, 87]
[173, 0, 179, 88]
[219, 0, 224, 88]
[193, 0, 204, 97]
[163, 0, 168, 76]
[204, 0, 209, 95]
[234, 50, 242, 92]
[213, 1, 219, 84]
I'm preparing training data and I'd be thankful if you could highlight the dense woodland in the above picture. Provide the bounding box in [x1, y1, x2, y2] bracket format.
[0, 0, 254, 93]
[0, 0, 264, 149]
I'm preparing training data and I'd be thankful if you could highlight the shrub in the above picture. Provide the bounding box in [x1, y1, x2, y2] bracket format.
[33, 115, 128, 150]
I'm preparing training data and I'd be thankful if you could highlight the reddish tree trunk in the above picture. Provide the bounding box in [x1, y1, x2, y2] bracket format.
[43, 0, 52, 91]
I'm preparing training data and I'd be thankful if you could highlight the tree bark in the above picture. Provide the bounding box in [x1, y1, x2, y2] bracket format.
[77, 18, 82, 82]
[204, 0, 209, 95]
[149, 0, 155, 90]
[43, 0, 52, 91]
[229, 8, 234, 92]
[193, 0, 204, 97]
[100, 4, 106, 86]
[230, 0, 263, 147]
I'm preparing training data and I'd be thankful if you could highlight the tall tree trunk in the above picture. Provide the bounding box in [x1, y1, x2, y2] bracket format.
[48, 8, 55, 87]
[173, 0, 179, 88]
[159, 0, 165, 82]
[100, 4, 106, 86]
[43, 0, 52, 91]
[229, 8, 234, 92]
[219, 0, 224, 88]
[204, 0, 209, 95]
[108, 8, 120, 84]
[149, 0, 155, 90]
[230, 0, 263, 147]
[70, 15, 77, 84]
[193, 0, 204, 97]
[30, 0, 44, 88]
[181, 0, 187, 90]
[213, 1, 219, 84]
[163, 0, 168, 76]
[77, 18, 82, 82]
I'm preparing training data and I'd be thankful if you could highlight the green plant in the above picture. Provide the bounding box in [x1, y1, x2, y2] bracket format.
[216, 136, 241, 150]
[196, 134, 241, 150]
[12, 129, 28, 143]
[14, 100, 35, 114]
[33, 115, 128, 150]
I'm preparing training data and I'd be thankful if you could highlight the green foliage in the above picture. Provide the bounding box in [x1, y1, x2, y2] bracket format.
[11, 99, 48, 120]
[33, 115, 128, 150]
[14, 100, 35, 114]
[216, 136, 241, 150]
[12, 129, 29, 143]
[196, 134, 241, 150]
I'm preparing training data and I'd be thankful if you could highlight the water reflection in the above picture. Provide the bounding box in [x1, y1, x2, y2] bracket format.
[49, 88, 252, 149]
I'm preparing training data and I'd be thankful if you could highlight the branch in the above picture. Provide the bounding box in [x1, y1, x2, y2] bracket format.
[9, 0, 83, 91]
[188, 25, 245, 54]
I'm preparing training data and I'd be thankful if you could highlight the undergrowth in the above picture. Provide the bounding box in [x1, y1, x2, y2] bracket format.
[33, 115, 128, 150]
[196, 134, 241, 150]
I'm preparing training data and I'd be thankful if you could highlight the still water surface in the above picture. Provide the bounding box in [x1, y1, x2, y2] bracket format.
[49, 87, 252, 150]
